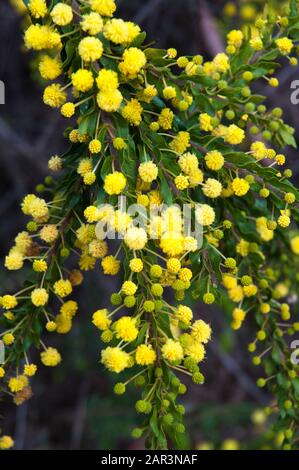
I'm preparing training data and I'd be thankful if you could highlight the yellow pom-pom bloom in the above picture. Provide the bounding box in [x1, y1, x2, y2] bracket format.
[61, 102, 75, 118]
[232, 178, 250, 197]
[39, 55, 62, 80]
[135, 344, 157, 365]
[104, 172, 127, 195]
[90, 0, 116, 17]
[8, 375, 29, 393]
[0, 436, 14, 450]
[5, 252, 24, 271]
[205, 150, 224, 171]
[24, 364, 37, 377]
[175, 174, 189, 190]
[224, 124, 245, 144]
[202, 178, 222, 198]
[213, 52, 230, 72]
[31, 288, 49, 307]
[119, 47, 147, 79]
[114, 316, 138, 342]
[72, 69, 94, 92]
[101, 255, 120, 275]
[96, 69, 119, 92]
[32, 259, 47, 273]
[275, 37, 293, 55]
[191, 320, 212, 343]
[291, 235, 299, 255]
[121, 281, 137, 296]
[78, 37, 103, 62]
[163, 86, 177, 100]
[195, 204, 216, 226]
[169, 131, 190, 154]
[24, 24, 61, 51]
[89, 240, 107, 259]
[176, 305, 193, 325]
[89, 139, 102, 154]
[184, 341, 205, 362]
[41, 347, 62, 367]
[227, 29, 244, 48]
[162, 339, 184, 363]
[51, 3, 73, 26]
[28, 0, 47, 18]
[43, 84, 66, 108]
[97, 89, 123, 112]
[167, 258, 181, 274]
[158, 108, 174, 130]
[101, 346, 130, 373]
[122, 99, 143, 126]
[199, 113, 213, 132]
[178, 152, 198, 175]
[278, 214, 290, 228]
[138, 161, 158, 183]
[125, 227, 147, 250]
[53, 279, 72, 298]
[3, 333, 15, 346]
[129, 258, 143, 273]
[81, 13, 104, 35]
[104, 19, 140, 45]
[92, 309, 111, 330]
[2, 295, 18, 310]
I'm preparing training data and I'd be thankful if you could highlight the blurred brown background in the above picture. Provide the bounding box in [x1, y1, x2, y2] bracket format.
[0, 0, 298, 450]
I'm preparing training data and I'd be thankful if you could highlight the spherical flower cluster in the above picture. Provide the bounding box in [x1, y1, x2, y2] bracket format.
[24, 24, 61, 50]
[101, 346, 130, 373]
[276, 37, 293, 55]
[104, 172, 127, 195]
[28, 0, 47, 19]
[97, 88, 123, 112]
[53, 279, 73, 298]
[162, 339, 184, 363]
[78, 37, 103, 62]
[125, 227, 147, 250]
[135, 344, 156, 365]
[119, 47, 147, 79]
[227, 29, 244, 48]
[114, 316, 138, 342]
[31, 288, 49, 307]
[104, 19, 140, 45]
[61, 103, 76, 118]
[39, 55, 62, 80]
[205, 150, 224, 171]
[0, 435, 14, 450]
[202, 179, 222, 198]
[72, 69, 94, 93]
[81, 12, 104, 35]
[93, 309, 112, 330]
[191, 320, 211, 343]
[41, 347, 62, 367]
[101, 256, 120, 275]
[90, 0, 116, 17]
[50, 3, 73, 26]
[43, 84, 66, 108]
[138, 162, 158, 183]
[122, 99, 143, 126]
[224, 124, 245, 145]
[231, 178, 250, 197]
[121, 281, 137, 296]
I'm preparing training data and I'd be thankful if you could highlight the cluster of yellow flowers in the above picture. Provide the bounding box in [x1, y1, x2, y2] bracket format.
[2, 0, 299, 449]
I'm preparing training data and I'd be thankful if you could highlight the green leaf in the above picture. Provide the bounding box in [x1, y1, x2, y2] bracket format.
[290, 0, 298, 17]
[159, 171, 173, 205]
[100, 155, 112, 179]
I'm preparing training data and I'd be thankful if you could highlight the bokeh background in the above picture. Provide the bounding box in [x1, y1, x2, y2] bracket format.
[0, 0, 298, 450]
